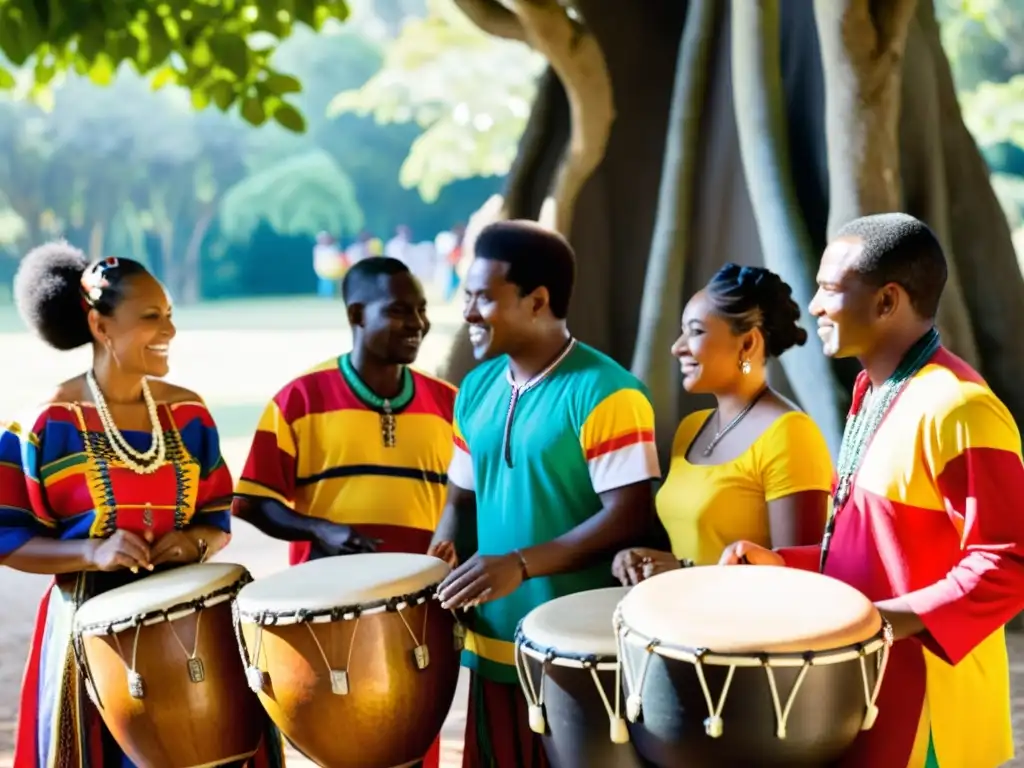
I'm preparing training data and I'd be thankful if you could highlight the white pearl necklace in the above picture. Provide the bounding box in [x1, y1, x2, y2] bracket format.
[86, 370, 166, 475]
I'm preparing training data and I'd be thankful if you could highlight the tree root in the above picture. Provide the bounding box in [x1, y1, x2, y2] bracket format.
[630, 0, 719, 453]
[732, 0, 844, 454]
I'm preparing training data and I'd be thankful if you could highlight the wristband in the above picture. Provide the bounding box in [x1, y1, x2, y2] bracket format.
[513, 549, 530, 581]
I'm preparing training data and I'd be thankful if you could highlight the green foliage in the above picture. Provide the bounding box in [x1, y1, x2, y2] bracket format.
[219, 149, 364, 242]
[329, 0, 542, 201]
[959, 74, 1024, 147]
[0, 0, 351, 131]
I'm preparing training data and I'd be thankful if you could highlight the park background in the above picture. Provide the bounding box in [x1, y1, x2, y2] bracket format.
[0, 0, 1023, 765]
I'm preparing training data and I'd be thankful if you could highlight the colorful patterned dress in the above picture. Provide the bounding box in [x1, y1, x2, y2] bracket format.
[0, 400, 284, 768]
[448, 340, 661, 767]
[776, 348, 1024, 768]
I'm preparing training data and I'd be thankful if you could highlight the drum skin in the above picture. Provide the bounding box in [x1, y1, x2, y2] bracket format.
[520, 652, 651, 768]
[243, 599, 460, 768]
[620, 645, 881, 767]
[81, 600, 265, 768]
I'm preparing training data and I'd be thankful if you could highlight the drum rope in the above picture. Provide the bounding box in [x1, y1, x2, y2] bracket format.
[692, 651, 736, 739]
[166, 608, 203, 665]
[514, 649, 550, 735]
[858, 622, 893, 731]
[232, 600, 267, 693]
[759, 655, 811, 739]
[393, 600, 431, 669]
[110, 622, 146, 699]
[585, 662, 629, 744]
[618, 632, 658, 724]
[303, 618, 361, 695]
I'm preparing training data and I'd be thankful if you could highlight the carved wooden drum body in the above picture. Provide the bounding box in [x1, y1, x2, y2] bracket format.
[516, 586, 649, 768]
[233, 553, 462, 768]
[72, 562, 265, 768]
[614, 566, 893, 768]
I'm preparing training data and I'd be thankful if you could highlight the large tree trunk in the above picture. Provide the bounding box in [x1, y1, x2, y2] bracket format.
[732, 0, 843, 455]
[447, 0, 1024, 437]
[631, 0, 718, 460]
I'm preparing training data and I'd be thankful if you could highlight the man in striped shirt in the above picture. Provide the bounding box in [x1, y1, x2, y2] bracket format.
[233, 256, 454, 768]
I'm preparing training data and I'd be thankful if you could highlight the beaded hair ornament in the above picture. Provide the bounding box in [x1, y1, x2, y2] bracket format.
[80, 256, 120, 308]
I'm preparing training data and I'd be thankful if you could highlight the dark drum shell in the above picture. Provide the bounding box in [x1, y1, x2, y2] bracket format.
[515, 627, 650, 768]
[619, 640, 884, 768]
[77, 598, 265, 767]
[241, 595, 460, 768]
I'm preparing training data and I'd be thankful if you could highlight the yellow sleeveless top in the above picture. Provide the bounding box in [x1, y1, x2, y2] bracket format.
[656, 410, 833, 565]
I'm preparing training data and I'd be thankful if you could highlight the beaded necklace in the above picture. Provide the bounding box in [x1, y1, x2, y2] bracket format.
[819, 327, 940, 573]
[338, 354, 414, 448]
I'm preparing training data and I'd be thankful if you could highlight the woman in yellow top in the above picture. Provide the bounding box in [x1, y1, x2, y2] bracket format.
[613, 263, 832, 583]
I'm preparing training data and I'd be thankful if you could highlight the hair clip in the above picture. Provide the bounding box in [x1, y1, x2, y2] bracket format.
[81, 257, 120, 306]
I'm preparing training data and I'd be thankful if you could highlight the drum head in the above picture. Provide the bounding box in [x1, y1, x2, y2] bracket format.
[520, 586, 629, 659]
[619, 565, 880, 654]
[74, 562, 249, 634]
[235, 553, 450, 621]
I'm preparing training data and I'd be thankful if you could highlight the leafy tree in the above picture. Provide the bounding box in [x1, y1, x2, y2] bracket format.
[329, 0, 543, 202]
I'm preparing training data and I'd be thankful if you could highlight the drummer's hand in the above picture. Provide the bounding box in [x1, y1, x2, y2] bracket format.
[315, 522, 381, 556]
[428, 540, 459, 569]
[87, 530, 152, 572]
[613, 548, 679, 585]
[150, 530, 201, 566]
[437, 553, 521, 610]
[718, 541, 784, 567]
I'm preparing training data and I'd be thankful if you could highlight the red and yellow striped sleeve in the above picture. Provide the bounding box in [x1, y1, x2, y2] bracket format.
[448, 415, 474, 491]
[0, 415, 55, 558]
[235, 399, 298, 508]
[903, 390, 1024, 665]
[579, 388, 660, 494]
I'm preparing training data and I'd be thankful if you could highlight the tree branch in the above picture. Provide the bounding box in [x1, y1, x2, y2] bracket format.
[630, 0, 718, 457]
[512, 0, 614, 236]
[732, 0, 844, 456]
[452, 0, 527, 43]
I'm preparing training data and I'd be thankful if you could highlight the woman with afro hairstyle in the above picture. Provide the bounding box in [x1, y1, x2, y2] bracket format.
[1, 242, 285, 768]
[612, 263, 833, 584]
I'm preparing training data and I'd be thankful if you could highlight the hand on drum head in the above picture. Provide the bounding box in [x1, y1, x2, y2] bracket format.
[427, 540, 459, 569]
[314, 522, 381, 556]
[149, 530, 202, 567]
[612, 548, 679, 586]
[87, 530, 152, 572]
[437, 552, 522, 610]
[718, 541, 784, 567]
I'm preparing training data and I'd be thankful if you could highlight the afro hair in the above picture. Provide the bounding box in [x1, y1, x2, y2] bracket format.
[14, 240, 93, 351]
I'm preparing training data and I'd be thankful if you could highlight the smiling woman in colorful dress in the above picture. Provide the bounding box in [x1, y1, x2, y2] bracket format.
[612, 263, 832, 585]
[0, 242, 283, 767]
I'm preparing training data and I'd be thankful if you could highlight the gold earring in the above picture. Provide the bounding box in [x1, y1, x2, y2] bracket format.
[740, 359, 752, 375]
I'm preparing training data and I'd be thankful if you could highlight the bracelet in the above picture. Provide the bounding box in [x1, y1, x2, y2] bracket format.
[513, 549, 530, 581]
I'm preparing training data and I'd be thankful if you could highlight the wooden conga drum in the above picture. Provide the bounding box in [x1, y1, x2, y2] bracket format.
[614, 566, 892, 767]
[233, 553, 462, 768]
[72, 562, 264, 767]
[515, 587, 649, 768]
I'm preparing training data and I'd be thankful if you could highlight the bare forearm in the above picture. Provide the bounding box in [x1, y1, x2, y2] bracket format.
[431, 483, 477, 559]
[1, 537, 96, 575]
[875, 596, 925, 641]
[520, 509, 647, 580]
[232, 495, 326, 542]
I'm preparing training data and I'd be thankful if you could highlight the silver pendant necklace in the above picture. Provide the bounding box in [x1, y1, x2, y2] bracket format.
[701, 385, 769, 457]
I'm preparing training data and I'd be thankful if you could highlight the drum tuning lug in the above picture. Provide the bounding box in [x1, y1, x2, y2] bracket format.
[703, 715, 724, 739]
[528, 704, 547, 735]
[413, 644, 431, 670]
[861, 703, 879, 731]
[329, 669, 350, 696]
[127, 671, 146, 700]
[245, 666, 265, 693]
[453, 623, 466, 651]
[610, 717, 630, 745]
[626, 694, 642, 723]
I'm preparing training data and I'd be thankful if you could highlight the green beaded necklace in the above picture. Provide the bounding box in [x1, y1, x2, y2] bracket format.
[819, 327, 940, 573]
[338, 353, 414, 448]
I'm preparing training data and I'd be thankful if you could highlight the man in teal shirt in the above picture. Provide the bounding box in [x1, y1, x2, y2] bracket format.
[431, 221, 661, 768]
